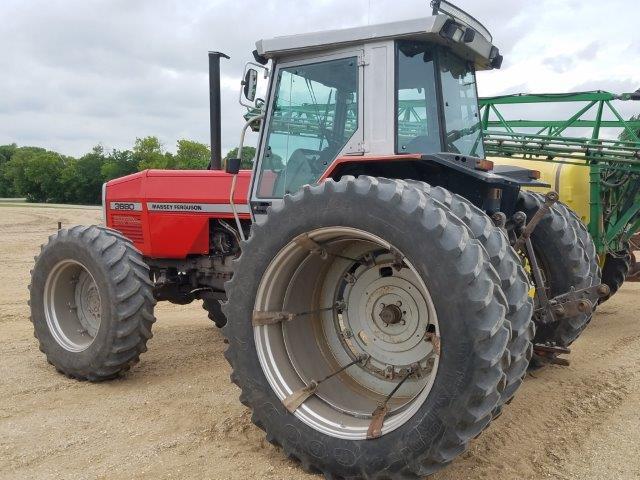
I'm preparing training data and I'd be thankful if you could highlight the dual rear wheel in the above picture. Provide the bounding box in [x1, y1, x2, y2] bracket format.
[222, 176, 529, 478]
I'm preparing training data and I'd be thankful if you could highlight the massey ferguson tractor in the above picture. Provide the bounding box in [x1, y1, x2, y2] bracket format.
[29, 2, 607, 478]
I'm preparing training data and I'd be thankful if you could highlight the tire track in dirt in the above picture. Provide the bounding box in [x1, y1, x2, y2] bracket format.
[433, 295, 640, 480]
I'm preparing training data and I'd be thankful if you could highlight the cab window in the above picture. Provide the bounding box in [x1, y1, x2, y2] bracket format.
[257, 56, 358, 198]
[395, 41, 441, 154]
[438, 50, 484, 157]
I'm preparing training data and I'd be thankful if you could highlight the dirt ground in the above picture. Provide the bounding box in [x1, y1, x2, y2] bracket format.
[1, 203, 639, 480]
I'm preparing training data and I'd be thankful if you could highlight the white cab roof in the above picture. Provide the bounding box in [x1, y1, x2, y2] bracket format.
[256, 15, 496, 70]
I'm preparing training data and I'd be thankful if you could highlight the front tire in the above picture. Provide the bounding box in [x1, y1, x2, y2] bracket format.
[223, 177, 510, 478]
[29, 225, 156, 381]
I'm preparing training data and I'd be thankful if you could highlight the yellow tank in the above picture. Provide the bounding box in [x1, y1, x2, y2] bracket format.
[489, 157, 591, 224]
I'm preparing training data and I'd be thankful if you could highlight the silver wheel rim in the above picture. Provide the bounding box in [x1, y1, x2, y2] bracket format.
[254, 227, 440, 440]
[44, 260, 102, 352]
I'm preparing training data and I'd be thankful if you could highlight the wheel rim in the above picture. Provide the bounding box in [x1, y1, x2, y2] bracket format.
[44, 260, 102, 352]
[254, 227, 439, 440]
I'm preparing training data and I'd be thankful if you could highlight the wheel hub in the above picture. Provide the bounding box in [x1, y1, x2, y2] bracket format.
[75, 270, 101, 337]
[379, 303, 403, 325]
[44, 260, 101, 352]
[336, 260, 434, 385]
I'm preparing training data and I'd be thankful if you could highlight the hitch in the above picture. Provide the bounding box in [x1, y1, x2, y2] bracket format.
[532, 343, 572, 367]
[546, 284, 610, 322]
[509, 191, 606, 326]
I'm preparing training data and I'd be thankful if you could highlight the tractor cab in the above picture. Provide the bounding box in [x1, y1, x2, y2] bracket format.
[240, 7, 504, 213]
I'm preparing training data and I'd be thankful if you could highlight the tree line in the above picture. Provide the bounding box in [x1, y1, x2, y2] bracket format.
[2, 120, 636, 205]
[0, 137, 256, 205]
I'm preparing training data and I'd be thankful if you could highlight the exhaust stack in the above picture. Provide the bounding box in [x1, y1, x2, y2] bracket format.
[208, 51, 229, 170]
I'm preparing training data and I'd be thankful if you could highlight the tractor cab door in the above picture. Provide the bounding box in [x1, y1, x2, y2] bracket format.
[250, 49, 364, 219]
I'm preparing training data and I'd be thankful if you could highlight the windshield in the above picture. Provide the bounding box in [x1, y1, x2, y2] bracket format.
[256, 56, 358, 198]
[438, 49, 484, 157]
[395, 41, 484, 157]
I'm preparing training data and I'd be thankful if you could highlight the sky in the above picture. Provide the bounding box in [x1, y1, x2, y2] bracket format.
[0, 0, 638, 157]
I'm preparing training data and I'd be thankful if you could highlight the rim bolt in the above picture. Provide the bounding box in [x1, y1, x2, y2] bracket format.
[343, 329, 353, 338]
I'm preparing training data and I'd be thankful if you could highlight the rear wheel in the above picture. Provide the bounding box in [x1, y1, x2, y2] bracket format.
[29, 225, 156, 381]
[406, 180, 534, 412]
[223, 177, 510, 478]
[599, 247, 632, 303]
[518, 191, 600, 348]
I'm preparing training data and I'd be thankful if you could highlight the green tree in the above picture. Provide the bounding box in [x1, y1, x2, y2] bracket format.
[59, 160, 81, 203]
[174, 139, 210, 169]
[68, 145, 107, 204]
[101, 149, 138, 181]
[224, 146, 257, 169]
[5, 147, 68, 202]
[0, 143, 18, 197]
[134, 136, 175, 170]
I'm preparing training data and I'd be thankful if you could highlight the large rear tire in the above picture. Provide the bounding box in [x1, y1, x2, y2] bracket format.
[406, 181, 534, 411]
[223, 177, 510, 478]
[29, 225, 156, 381]
[518, 191, 600, 348]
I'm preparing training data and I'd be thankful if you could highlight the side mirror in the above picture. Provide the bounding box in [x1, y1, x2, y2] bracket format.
[239, 62, 269, 108]
[242, 69, 258, 102]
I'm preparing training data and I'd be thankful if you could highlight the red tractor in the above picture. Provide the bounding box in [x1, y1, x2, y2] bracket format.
[29, 2, 605, 478]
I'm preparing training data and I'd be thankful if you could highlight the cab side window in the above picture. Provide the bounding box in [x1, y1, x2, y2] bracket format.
[257, 57, 359, 198]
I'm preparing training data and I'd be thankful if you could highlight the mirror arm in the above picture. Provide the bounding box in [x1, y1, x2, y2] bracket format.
[228, 114, 265, 242]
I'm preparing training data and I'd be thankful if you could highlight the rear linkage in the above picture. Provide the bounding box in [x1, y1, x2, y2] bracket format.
[495, 191, 609, 366]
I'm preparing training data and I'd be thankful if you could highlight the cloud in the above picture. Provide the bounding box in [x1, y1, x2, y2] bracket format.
[0, 0, 638, 156]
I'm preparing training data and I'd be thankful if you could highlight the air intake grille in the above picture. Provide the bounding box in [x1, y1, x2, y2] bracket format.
[110, 214, 144, 243]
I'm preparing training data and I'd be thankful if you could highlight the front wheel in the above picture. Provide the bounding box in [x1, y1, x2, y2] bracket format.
[223, 177, 510, 478]
[29, 225, 156, 381]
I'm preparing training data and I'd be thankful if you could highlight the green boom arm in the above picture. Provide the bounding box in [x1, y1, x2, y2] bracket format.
[478, 90, 640, 254]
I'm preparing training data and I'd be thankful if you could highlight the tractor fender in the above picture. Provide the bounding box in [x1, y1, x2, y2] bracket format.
[320, 153, 549, 215]
[321, 153, 548, 188]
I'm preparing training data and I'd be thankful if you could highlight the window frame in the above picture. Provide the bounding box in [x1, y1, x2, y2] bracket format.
[393, 40, 483, 157]
[394, 40, 444, 155]
[250, 48, 364, 202]
[437, 48, 484, 158]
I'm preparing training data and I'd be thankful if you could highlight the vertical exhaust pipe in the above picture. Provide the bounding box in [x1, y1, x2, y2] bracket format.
[208, 51, 230, 170]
